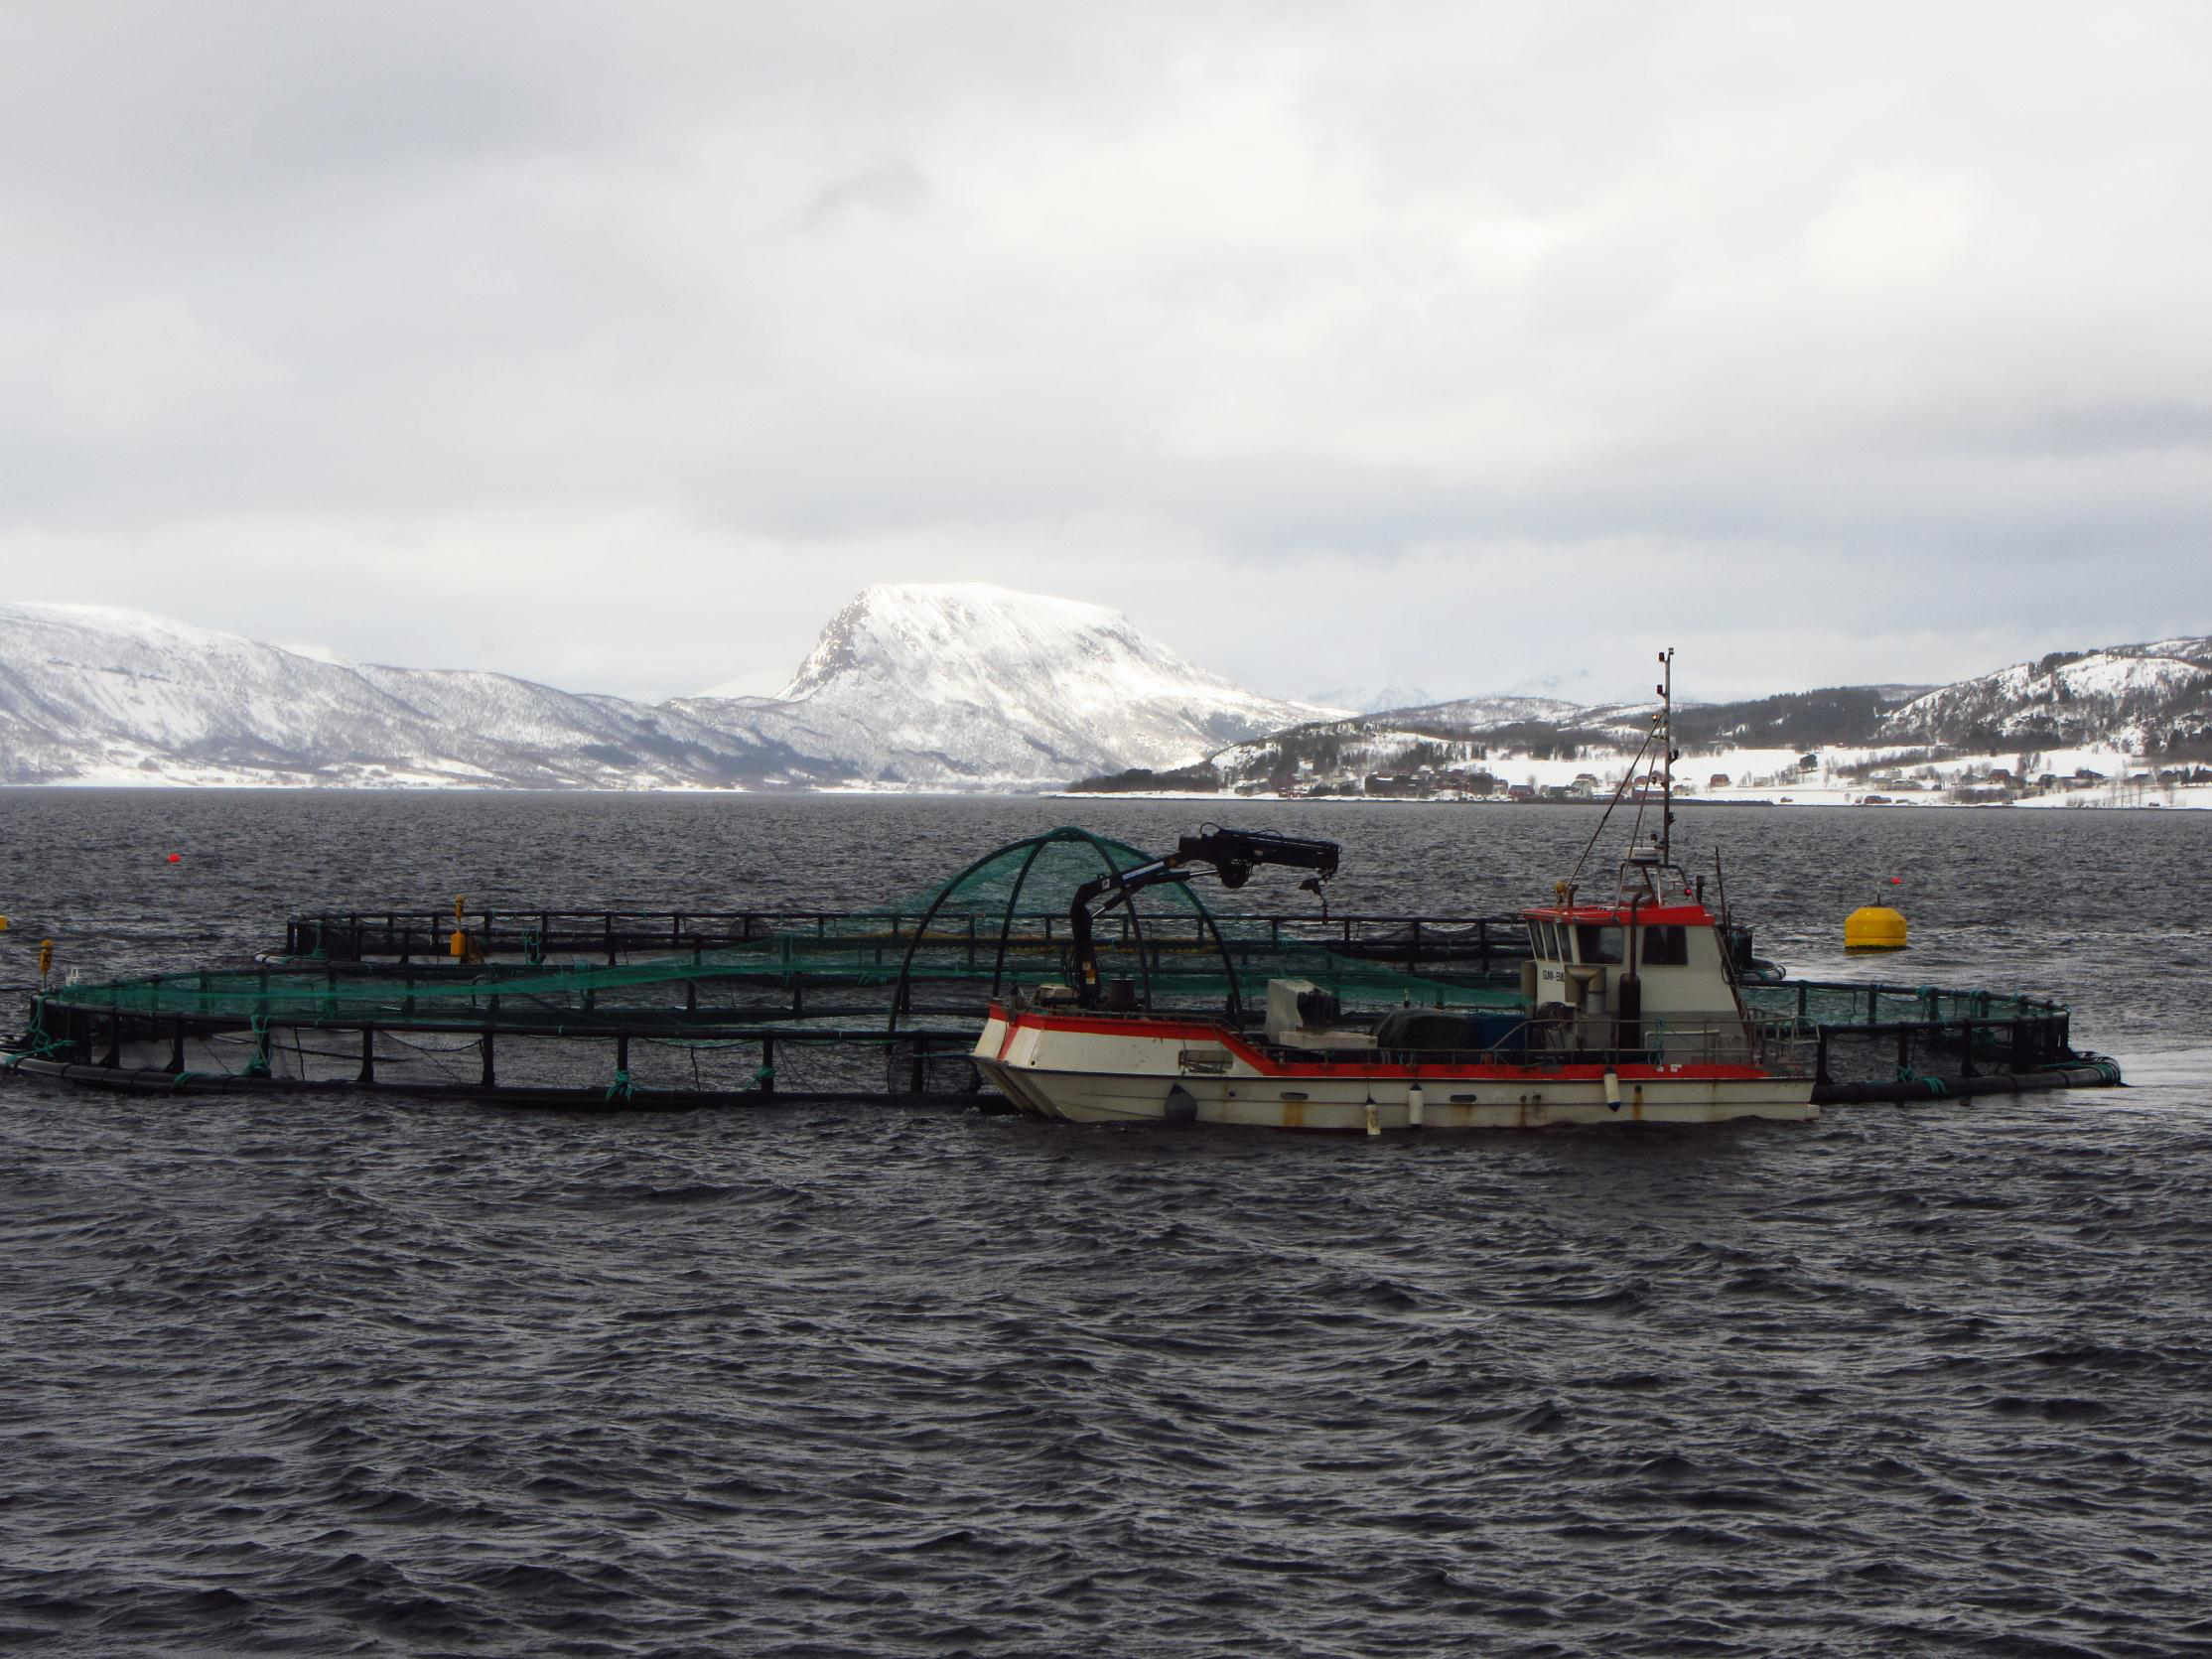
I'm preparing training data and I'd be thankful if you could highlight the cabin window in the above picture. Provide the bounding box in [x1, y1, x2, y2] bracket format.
[1640, 924, 1688, 966]
[1576, 924, 1624, 964]
[1538, 921, 1562, 958]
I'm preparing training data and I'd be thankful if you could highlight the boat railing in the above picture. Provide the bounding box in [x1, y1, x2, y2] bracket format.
[1250, 1013, 1822, 1076]
[1742, 1018, 1822, 1078]
[1512, 1011, 1813, 1074]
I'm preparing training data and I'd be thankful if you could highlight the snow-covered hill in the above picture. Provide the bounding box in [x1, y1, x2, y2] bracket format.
[1125, 646, 2212, 798]
[1881, 640, 2212, 751]
[1382, 694, 1590, 729]
[1188, 693, 1658, 790]
[0, 603, 841, 788]
[676, 584, 1340, 786]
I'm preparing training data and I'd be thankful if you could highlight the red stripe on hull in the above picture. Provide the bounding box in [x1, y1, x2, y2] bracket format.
[990, 1005, 1775, 1082]
[1523, 904, 1716, 925]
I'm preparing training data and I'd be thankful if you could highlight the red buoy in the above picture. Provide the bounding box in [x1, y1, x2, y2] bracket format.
[167, 853, 182, 864]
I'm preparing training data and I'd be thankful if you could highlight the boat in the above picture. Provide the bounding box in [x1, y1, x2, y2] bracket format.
[972, 649, 1820, 1130]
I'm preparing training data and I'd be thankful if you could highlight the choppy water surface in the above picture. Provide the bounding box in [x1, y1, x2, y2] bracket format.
[3, 792, 2210, 1657]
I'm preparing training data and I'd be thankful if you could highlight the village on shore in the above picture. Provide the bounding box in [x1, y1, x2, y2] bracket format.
[1066, 743, 2212, 810]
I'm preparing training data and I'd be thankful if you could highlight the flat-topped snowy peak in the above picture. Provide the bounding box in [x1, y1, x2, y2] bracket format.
[680, 583, 1342, 783]
[774, 583, 1178, 703]
[709, 581, 1286, 702]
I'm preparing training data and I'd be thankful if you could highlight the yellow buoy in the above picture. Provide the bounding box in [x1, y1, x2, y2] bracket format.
[1845, 904, 1908, 951]
[447, 896, 483, 962]
[0, 914, 10, 930]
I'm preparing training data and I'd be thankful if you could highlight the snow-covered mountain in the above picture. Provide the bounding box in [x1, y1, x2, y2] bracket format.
[673, 584, 1340, 786]
[1309, 681, 1436, 715]
[1880, 639, 2212, 751]
[1379, 693, 1601, 729]
[0, 588, 1339, 789]
[0, 603, 843, 788]
[11, 595, 2206, 791]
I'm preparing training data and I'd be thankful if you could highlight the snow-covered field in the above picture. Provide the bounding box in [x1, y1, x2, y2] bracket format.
[1061, 743, 2212, 809]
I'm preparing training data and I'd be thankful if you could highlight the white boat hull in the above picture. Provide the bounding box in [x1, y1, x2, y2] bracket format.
[973, 1009, 1817, 1129]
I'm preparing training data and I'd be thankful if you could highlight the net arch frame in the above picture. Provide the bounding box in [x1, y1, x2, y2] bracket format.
[886, 825, 1245, 1031]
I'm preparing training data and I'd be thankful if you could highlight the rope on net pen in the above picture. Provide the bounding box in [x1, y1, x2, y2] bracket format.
[627, 1042, 776, 1087]
[203, 1025, 354, 1078]
[4, 1002, 71, 1067]
[369, 1028, 483, 1083]
[240, 1014, 273, 1078]
[2037, 1050, 2123, 1084]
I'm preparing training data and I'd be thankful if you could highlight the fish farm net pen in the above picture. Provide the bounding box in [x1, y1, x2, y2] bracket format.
[4, 826, 2116, 1109]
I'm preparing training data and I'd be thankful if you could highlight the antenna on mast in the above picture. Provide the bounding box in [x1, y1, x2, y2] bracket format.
[1657, 647, 1676, 868]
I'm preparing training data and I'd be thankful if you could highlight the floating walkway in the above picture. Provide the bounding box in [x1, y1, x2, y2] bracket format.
[5, 827, 2120, 1112]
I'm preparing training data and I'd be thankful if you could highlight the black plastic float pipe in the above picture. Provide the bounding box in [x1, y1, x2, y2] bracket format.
[1811, 1063, 2121, 1104]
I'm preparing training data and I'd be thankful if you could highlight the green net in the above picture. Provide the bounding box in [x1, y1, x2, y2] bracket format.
[888, 826, 1520, 1018]
[37, 826, 1522, 1030]
[32, 823, 2067, 1041]
[1740, 982, 2061, 1028]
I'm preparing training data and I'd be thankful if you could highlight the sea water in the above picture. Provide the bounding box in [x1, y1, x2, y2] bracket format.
[2, 791, 2208, 1656]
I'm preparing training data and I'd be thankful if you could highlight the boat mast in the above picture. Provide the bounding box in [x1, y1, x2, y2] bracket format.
[1658, 647, 1675, 869]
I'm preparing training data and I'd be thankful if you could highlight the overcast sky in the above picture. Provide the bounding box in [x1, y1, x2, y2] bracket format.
[2, 1, 2207, 705]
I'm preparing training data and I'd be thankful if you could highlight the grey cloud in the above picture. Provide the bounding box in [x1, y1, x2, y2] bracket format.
[2004, 404, 2212, 458]
[790, 161, 929, 232]
[0, 1, 2207, 707]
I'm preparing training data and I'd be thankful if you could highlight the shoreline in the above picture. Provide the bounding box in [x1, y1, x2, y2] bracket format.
[1047, 787, 2212, 811]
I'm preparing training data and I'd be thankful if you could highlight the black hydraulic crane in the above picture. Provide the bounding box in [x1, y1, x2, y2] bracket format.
[1067, 825, 1341, 1009]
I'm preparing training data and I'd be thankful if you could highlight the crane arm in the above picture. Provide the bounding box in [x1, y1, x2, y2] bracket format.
[1067, 825, 1340, 1007]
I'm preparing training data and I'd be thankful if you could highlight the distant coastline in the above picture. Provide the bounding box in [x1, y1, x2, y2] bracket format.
[1044, 784, 2212, 812]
